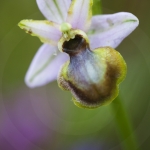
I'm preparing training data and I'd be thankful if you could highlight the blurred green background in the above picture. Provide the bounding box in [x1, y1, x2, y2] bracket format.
[0, 0, 150, 150]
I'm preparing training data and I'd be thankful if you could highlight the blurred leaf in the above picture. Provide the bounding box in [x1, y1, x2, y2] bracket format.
[92, 0, 102, 15]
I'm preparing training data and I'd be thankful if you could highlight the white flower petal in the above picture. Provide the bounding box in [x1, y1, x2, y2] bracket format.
[66, 0, 93, 31]
[36, 0, 71, 24]
[88, 12, 139, 50]
[18, 20, 61, 44]
[25, 44, 69, 88]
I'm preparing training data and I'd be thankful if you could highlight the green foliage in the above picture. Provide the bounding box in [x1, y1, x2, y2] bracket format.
[92, 0, 102, 15]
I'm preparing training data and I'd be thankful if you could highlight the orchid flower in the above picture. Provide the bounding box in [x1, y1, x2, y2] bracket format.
[18, 0, 139, 108]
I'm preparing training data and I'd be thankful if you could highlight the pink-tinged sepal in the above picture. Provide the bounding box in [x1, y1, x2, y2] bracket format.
[25, 43, 69, 88]
[66, 0, 93, 31]
[88, 12, 139, 50]
[36, 0, 71, 23]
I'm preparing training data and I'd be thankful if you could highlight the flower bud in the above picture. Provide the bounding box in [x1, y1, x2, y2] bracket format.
[57, 31, 126, 109]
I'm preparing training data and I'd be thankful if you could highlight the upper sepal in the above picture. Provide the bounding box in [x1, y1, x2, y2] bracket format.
[66, 0, 93, 32]
[36, 0, 71, 24]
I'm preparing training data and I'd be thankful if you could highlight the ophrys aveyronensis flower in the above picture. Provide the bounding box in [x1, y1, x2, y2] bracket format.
[18, 0, 139, 108]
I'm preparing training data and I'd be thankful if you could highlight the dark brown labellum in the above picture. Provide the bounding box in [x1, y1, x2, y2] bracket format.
[58, 34, 127, 109]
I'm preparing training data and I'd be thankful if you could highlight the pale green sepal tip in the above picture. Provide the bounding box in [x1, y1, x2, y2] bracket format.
[18, 20, 33, 34]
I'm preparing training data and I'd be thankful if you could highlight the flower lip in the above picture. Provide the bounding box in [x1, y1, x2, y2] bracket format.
[62, 34, 88, 55]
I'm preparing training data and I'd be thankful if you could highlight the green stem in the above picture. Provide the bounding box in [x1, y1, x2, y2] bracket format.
[111, 96, 139, 150]
[92, 0, 102, 15]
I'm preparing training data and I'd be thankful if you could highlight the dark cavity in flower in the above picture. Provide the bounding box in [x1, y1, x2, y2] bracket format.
[62, 35, 87, 55]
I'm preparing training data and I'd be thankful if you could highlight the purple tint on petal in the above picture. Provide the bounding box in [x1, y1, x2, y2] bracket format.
[25, 44, 69, 88]
[88, 12, 139, 50]
[36, 0, 71, 23]
[67, 0, 92, 31]
[47, 52, 69, 81]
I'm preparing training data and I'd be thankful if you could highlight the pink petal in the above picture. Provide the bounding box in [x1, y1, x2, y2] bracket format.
[88, 12, 139, 50]
[66, 0, 93, 31]
[25, 44, 69, 88]
[36, 0, 71, 24]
